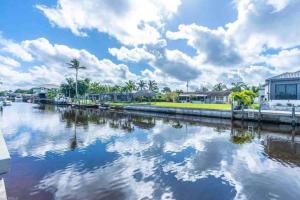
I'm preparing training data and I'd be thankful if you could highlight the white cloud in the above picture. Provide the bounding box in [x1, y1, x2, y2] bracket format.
[0, 55, 20, 67]
[0, 35, 33, 62]
[109, 46, 155, 63]
[164, 0, 300, 86]
[0, 36, 138, 89]
[37, 0, 181, 45]
[228, 0, 300, 51]
[167, 24, 242, 66]
[263, 48, 300, 71]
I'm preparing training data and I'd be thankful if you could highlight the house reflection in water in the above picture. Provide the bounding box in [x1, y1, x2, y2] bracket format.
[264, 131, 300, 166]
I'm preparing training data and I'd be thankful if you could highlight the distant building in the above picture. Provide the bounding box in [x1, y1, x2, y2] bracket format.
[88, 92, 134, 102]
[32, 84, 60, 95]
[178, 90, 231, 104]
[264, 71, 300, 106]
[88, 90, 156, 102]
[32, 84, 59, 102]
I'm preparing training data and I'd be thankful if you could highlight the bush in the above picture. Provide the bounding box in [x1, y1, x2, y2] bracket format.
[230, 90, 257, 106]
[164, 92, 179, 102]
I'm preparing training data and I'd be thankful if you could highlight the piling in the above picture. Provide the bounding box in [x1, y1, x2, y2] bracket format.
[292, 104, 296, 127]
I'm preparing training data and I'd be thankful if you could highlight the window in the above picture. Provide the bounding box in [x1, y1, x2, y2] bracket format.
[275, 84, 297, 100]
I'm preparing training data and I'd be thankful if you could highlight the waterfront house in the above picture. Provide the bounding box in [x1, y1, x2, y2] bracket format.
[178, 90, 231, 104]
[32, 84, 59, 95]
[32, 84, 59, 103]
[88, 92, 134, 102]
[88, 90, 156, 102]
[264, 71, 300, 106]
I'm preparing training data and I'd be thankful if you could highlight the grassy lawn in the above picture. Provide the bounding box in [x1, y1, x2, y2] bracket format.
[82, 101, 264, 111]
[150, 102, 231, 110]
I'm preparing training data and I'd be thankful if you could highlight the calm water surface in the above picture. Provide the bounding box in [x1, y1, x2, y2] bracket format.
[0, 103, 300, 200]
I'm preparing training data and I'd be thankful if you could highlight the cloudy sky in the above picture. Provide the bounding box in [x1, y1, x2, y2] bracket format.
[1, 0, 300, 90]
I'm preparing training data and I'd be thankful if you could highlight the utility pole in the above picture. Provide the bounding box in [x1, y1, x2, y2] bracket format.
[186, 80, 189, 93]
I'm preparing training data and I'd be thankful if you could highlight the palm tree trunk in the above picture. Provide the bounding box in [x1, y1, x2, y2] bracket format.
[75, 69, 78, 100]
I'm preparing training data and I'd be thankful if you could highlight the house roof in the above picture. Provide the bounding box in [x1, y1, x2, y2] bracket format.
[33, 84, 60, 89]
[266, 70, 300, 81]
[179, 90, 231, 97]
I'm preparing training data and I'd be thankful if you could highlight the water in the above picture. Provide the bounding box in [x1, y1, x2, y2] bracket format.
[0, 103, 300, 200]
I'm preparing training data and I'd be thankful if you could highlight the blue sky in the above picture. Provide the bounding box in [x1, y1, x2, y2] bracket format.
[1, 0, 300, 90]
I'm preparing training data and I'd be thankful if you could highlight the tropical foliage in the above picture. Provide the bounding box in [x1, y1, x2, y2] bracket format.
[230, 90, 257, 106]
[213, 83, 227, 91]
[67, 58, 87, 99]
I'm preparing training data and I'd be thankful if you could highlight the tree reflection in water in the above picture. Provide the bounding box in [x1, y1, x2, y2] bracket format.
[230, 127, 255, 144]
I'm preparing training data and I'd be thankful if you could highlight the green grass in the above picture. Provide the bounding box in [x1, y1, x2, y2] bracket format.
[82, 101, 261, 110]
[250, 103, 259, 110]
[109, 102, 231, 110]
[150, 102, 231, 110]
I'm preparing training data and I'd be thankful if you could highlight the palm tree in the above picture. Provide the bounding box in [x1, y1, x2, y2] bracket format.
[162, 87, 171, 93]
[148, 80, 158, 92]
[67, 59, 86, 99]
[213, 83, 227, 91]
[125, 80, 136, 93]
[231, 82, 248, 92]
[65, 77, 74, 98]
[137, 80, 147, 91]
[111, 85, 121, 93]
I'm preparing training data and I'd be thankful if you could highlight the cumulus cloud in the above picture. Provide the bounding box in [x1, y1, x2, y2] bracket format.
[37, 0, 181, 45]
[0, 36, 137, 89]
[0, 35, 33, 62]
[164, 0, 300, 85]
[109, 46, 155, 63]
[262, 48, 300, 72]
[0, 55, 20, 67]
[167, 24, 242, 66]
[228, 0, 300, 51]
[151, 49, 201, 81]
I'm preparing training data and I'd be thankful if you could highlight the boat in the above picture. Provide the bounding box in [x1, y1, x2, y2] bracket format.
[15, 95, 23, 102]
[99, 103, 109, 110]
[3, 100, 12, 106]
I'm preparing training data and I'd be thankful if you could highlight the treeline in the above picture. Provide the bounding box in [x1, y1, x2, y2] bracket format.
[60, 78, 159, 98]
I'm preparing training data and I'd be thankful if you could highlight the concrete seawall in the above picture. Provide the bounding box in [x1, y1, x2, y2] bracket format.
[0, 131, 10, 200]
[122, 105, 300, 125]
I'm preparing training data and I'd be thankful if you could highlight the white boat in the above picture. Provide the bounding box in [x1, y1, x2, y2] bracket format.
[3, 100, 12, 106]
[15, 96, 23, 102]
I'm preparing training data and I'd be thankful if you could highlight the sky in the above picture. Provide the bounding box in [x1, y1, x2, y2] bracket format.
[1, 0, 300, 90]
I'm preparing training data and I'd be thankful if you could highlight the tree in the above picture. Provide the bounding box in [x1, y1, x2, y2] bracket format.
[230, 90, 257, 106]
[111, 85, 121, 93]
[175, 89, 183, 94]
[137, 80, 147, 90]
[196, 86, 209, 92]
[162, 87, 171, 93]
[77, 78, 90, 96]
[66, 78, 75, 97]
[67, 59, 86, 99]
[213, 83, 227, 91]
[125, 80, 136, 92]
[250, 85, 260, 96]
[148, 80, 158, 93]
[165, 92, 179, 102]
[231, 82, 248, 92]
[47, 89, 59, 99]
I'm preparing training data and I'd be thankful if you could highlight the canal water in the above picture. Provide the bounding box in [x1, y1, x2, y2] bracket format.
[0, 103, 300, 200]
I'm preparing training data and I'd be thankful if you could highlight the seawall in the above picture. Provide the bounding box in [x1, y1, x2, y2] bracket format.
[121, 105, 300, 125]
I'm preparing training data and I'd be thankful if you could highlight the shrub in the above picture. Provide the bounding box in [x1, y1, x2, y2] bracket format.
[230, 90, 257, 106]
[164, 92, 179, 102]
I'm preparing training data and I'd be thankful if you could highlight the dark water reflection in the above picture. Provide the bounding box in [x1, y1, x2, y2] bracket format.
[1, 103, 300, 200]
